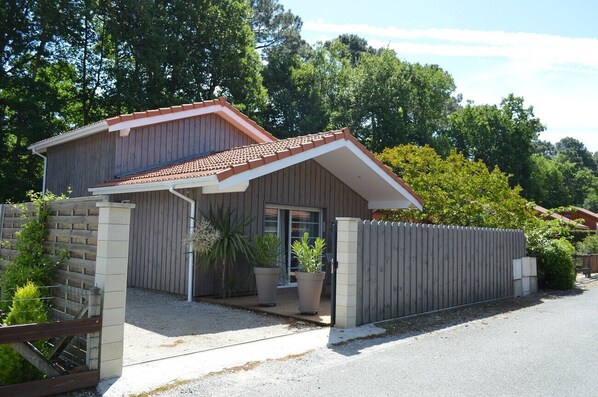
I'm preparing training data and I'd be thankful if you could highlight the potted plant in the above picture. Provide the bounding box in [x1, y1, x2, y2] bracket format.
[191, 205, 254, 298]
[251, 234, 282, 306]
[292, 232, 326, 314]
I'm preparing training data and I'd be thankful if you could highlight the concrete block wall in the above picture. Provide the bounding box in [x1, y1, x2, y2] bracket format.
[95, 202, 135, 379]
[335, 218, 360, 328]
[513, 257, 538, 297]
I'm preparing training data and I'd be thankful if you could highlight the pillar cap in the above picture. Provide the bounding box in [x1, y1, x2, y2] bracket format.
[97, 202, 136, 209]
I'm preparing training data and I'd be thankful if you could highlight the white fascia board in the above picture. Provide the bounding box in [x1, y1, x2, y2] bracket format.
[106, 105, 275, 144]
[368, 199, 413, 210]
[28, 121, 108, 153]
[202, 181, 250, 194]
[217, 140, 346, 190]
[219, 107, 275, 143]
[88, 175, 219, 195]
[107, 106, 223, 132]
[344, 142, 423, 211]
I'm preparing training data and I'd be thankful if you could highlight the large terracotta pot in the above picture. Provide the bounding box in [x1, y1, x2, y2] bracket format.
[254, 267, 280, 306]
[296, 271, 325, 314]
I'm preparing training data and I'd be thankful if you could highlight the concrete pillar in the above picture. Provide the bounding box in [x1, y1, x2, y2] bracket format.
[335, 217, 361, 328]
[95, 202, 135, 379]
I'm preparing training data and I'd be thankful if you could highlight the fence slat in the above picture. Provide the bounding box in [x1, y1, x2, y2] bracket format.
[0, 317, 102, 344]
[356, 220, 526, 325]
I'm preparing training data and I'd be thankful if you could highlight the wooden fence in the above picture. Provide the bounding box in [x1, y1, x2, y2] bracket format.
[0, 197, 103, 394]
[576, 254, 598, 276]
[356, 221, 526, 325]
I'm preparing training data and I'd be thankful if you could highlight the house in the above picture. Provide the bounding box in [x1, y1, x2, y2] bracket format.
[558, 207, 598, 230]
[533, 205, 589, 230]
[28, 97, 423, 299]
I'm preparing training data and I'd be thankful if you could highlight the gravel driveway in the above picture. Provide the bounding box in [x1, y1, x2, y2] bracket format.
[123, 288, 319, 365]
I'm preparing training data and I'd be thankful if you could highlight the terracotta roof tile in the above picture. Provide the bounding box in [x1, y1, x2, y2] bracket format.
[94, 130, 346, 188]
[93, 128, 425, 210]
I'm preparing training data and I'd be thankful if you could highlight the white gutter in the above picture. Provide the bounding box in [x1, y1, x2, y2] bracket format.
[28, 120, 108, 153]
[32, 149, 47, 197]
[168, 187, 196, 302]
[89, 175, 220, 195]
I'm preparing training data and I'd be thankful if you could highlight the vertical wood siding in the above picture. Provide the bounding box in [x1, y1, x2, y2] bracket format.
[45, 114, 254, 198]
[356, 221, 526, 325]
[46, 132, 117, 197]
[122, 159, 370, 296]
[114, 114, 254, 176]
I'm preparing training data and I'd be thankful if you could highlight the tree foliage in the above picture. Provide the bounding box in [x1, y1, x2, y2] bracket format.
[1, 0, 595, 214]
[527, 138, 598, 210]
[1, 0, 267, 201]
[377, 145, 532, 228]
[445, 94, 545, 189]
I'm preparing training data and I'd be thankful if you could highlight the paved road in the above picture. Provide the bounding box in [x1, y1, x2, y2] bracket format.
[155, 286, 598, 397]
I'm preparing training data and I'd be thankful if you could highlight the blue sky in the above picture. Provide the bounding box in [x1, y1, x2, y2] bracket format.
[281, 0, 598, 152]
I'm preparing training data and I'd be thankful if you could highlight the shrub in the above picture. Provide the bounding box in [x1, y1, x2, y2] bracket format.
[0, 282, 49, 385]
[533, 238, 576, 290]
[0, 192, 61, 316]
[525, 217, 576, 290]
[251, 234, 282, 268]
[576, 234, 598, 254]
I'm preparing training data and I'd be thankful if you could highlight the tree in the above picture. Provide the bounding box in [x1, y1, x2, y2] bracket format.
[526, 155, 570, 208]
[342, 49, 457, 153]
[324, 34, 375, 66]
[262, 40, 350, 137]
[101, 0, 267, 116]
[250, 0, 302, 53]
[377, 145, 532, 228]
[555, 137, 597, 173]
[0, 1, 77, 201]
[445, 94, 544, 189]
[1, 0, 270, 202]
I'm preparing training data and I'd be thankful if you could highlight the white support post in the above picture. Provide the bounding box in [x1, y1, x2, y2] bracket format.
[335, 217, 361, 328]
[95, 201, 135, 379]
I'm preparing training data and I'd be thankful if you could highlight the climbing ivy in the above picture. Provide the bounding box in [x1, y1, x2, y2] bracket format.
[0, 192, 65, 317]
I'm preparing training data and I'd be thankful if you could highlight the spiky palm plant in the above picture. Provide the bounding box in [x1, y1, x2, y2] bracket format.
[197, 205, 254, 297]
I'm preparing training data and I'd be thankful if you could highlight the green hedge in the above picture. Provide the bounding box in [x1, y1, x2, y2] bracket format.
[535, 238, 576, 290]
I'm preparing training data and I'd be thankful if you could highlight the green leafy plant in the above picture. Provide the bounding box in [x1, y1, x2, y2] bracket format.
[291, 232, 326, 273]
[525, 217, 576, 290]
[0, 282, 49, 385]
[0, 191, 64, 316]
[576, 234, 598, 254]
[251, 234, 282, 268]
[196, 205, 254, 297]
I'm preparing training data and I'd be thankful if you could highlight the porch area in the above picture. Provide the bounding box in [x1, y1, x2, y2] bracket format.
[202, 287, 332, 326]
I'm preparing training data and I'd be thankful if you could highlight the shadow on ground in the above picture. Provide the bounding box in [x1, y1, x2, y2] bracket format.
[329, 277, 598, 357]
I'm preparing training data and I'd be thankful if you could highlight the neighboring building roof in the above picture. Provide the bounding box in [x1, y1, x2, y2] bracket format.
[572, 206, 598, 220]
[90, 128, 424, 210]
[534, 205, 590, 230]
[28, 97, 276, 153]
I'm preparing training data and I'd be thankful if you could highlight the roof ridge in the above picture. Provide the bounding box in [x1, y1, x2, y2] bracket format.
[31, 97, 277, 151]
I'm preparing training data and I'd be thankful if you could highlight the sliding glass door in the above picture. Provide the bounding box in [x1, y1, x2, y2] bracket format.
[264, 206, 322, 286]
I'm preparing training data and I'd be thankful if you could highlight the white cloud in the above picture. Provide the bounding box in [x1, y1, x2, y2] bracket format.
[302, 20, 598, 151]
[304, 20, 598, 74]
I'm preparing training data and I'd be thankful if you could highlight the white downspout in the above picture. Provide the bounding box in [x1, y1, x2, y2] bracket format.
[168, 187, 196, 302]
[32, 149, 47, 197]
